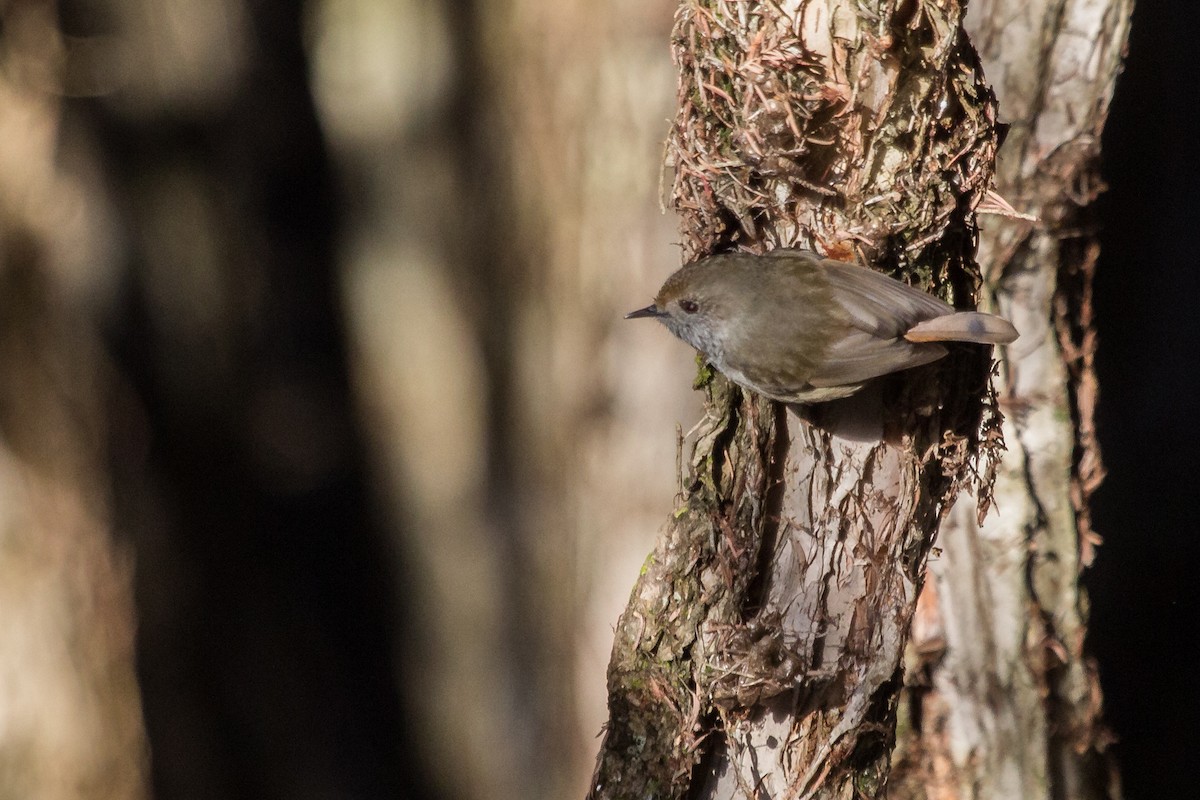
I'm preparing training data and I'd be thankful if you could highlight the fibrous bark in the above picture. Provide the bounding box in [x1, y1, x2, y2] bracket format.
[892, 1, 1132, 798]
[591, 1, 1009, 797]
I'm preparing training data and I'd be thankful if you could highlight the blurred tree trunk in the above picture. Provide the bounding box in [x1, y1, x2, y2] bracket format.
[310, 0, 689, 798]
[3, 1, 432, 798]
[0, 4, 148, 798]
[590, 1, 1130, 798]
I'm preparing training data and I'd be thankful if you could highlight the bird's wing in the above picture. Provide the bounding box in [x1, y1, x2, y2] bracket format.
[805, 261, 951, 388]
[807, 332, 947, 388]
[819, 260, 952, 337]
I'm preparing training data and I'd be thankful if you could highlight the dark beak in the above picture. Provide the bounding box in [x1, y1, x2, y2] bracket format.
[625, 304, 664, 320]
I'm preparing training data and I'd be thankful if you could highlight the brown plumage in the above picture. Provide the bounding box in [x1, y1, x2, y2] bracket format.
[626, 249, 1017, 403]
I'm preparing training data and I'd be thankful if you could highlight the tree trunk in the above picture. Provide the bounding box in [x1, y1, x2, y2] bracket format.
[892, 2, 1132, 798]
[2, 2, 431, 798]
[589, 0, 1130, 798]
[0, 4, 149, 798]
[310, 1, 686, 797]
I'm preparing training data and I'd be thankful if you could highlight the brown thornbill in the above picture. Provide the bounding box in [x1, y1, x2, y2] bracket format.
[627, 249, 1018, 403]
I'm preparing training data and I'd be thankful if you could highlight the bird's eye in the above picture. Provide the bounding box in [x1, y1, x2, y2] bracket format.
[679, 299, 699, 314]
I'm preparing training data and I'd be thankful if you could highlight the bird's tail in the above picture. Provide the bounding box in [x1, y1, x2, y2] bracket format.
[904, 312, 1018, 345]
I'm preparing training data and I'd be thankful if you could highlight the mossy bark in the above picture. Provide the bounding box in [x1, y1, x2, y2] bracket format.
[591, 0, 1131, 797]
[591, 1, 1006, 797]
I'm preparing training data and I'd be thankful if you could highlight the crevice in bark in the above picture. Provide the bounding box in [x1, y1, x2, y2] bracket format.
[744, 402, 791, 616]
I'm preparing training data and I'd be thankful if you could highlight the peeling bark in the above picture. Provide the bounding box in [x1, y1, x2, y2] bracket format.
[892, 1, 1132, 798]
[590, 1, 1014, 797]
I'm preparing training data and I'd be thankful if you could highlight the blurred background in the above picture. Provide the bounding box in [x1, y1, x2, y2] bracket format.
[0, 1, 1193, 800]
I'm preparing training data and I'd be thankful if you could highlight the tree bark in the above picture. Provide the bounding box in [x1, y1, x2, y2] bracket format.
[892, 1, 1132, 798]
[590, 0, 1129, 797]
[591, 1, 1002, 797]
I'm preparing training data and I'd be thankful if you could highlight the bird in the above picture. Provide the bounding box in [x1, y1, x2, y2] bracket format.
[626, 248, 1017, 403]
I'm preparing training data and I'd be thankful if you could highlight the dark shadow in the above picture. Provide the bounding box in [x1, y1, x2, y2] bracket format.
[1090, 2, 1200, 799]
[58, 1, 440, 798]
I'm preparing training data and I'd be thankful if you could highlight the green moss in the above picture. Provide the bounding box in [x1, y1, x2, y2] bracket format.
[855, 767, 883, 796]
